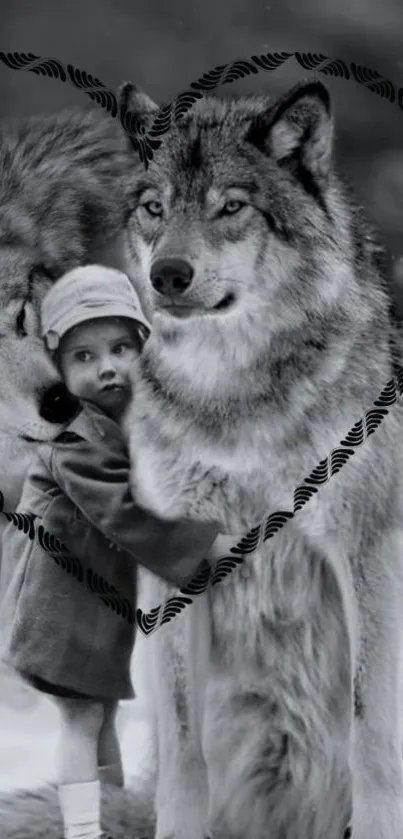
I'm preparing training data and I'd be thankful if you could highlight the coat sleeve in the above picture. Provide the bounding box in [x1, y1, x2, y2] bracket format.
[49, 436, 219, 586]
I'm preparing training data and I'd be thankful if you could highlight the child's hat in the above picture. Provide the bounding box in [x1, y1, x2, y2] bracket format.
[41, 265, 151, 351]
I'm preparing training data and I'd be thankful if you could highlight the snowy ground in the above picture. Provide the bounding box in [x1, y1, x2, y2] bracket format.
[0, 662, 151, 792]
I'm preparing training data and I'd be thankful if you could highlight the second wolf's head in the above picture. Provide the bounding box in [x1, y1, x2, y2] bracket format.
[122, 80, 393, 403]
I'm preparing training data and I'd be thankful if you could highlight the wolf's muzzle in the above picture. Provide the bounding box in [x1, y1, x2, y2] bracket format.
[150, 257, 194, 296]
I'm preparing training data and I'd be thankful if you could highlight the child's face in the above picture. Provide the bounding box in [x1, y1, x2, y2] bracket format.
[59, 317, 141, 419]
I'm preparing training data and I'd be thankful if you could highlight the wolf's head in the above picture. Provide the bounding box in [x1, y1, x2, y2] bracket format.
[122, 80, 391, 401]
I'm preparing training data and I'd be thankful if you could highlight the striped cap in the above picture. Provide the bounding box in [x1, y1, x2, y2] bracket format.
[41, 265, 151, 351]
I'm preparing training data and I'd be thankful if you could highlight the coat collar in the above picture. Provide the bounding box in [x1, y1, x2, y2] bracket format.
[65, 401, 120, 443]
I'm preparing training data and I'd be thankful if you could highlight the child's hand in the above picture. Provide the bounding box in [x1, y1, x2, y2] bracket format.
[131, 457, 229, 525]
[163, 461, 229, 524]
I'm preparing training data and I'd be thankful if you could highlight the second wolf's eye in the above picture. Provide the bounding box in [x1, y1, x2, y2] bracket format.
[142, 200, 163, 217]
[221, 199, 245, 216]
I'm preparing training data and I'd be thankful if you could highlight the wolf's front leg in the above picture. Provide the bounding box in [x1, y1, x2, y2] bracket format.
[351, 530, 403, 839]
[153, 596, 213, 839]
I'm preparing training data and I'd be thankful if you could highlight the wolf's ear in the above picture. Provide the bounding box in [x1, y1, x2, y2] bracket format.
[118, 82, 159, 117]
[248, 81, 333, 181]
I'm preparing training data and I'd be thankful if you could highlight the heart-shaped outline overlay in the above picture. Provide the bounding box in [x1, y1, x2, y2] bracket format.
[0, 49, 403, 636]
[0, 50, 402, 167]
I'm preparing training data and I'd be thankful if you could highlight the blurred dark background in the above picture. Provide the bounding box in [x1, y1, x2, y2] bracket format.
[1, 0, 403, 259]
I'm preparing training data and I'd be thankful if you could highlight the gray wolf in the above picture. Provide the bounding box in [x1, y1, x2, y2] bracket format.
[122, 79, 403, 839]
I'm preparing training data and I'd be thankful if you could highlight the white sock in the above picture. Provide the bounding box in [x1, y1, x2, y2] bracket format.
[58, 780, 101, 839]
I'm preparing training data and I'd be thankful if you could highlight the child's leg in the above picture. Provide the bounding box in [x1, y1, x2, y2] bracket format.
[55, 696, 104, 839]
[57, 697, 104, 784]
[97, 699, 124, 788]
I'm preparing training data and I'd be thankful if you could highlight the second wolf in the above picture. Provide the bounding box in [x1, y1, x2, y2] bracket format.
[122, 80, 403, 839]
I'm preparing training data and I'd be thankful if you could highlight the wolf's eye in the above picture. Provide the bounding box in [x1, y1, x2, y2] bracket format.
[142, 200, 163, 217]
[16, 303, 27, 337]
[221, 199, 246, 216]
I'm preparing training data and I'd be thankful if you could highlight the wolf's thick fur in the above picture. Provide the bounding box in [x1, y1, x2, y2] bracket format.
[0, 103, 146, 512]
[123, 81, 403, 839]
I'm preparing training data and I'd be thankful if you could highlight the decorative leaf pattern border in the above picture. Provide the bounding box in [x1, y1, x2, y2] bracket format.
[0, 49, 402, 635]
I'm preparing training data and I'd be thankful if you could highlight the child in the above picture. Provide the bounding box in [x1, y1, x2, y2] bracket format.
[0, 266, 221, 839]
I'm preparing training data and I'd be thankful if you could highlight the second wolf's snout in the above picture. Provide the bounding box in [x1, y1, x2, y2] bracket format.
[150, 257, 194, 296]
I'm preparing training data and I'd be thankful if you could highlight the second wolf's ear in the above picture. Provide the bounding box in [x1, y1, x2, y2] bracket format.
[118, 82, 159, 117]
[247, 81, 333, 181]
[118, 82, 159, 142]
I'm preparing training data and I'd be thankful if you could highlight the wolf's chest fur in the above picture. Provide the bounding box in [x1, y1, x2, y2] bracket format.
[122, 79, 403, 839]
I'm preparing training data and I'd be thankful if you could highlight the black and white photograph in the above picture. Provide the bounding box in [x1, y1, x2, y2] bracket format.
[1, 2, 403, 838]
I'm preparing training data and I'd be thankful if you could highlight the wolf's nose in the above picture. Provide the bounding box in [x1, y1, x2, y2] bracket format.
[150, 258, 194, 295]
[39, 383, 81, 425]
